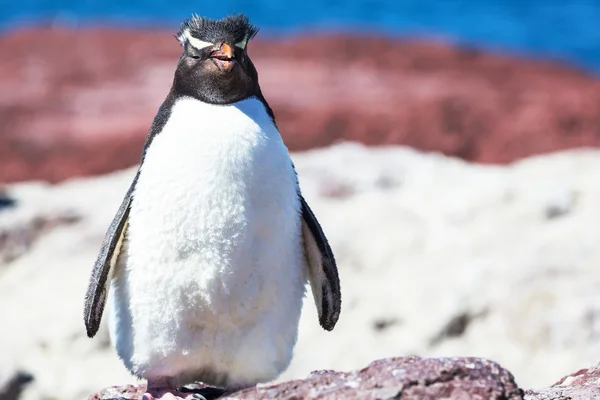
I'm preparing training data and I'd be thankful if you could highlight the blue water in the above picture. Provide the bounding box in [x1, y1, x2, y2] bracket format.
[2, 0, 600, 73]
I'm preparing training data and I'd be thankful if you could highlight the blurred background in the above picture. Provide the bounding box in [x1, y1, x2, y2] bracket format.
[1, 1, 600, 399]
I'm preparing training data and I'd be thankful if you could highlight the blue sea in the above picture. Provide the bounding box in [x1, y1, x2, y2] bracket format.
[2, 0, 600, 73]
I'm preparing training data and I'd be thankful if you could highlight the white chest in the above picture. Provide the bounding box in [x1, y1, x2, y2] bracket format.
[129, 97, 299, 270]
[129, 95, 300, 290]
[110, 97, 307, 384]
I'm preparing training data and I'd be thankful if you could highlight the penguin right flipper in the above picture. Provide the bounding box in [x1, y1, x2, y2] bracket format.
[83, 174, 137, 338]
[300, 195, 341, 332]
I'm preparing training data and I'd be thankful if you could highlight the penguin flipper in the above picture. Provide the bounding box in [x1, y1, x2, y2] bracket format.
[83, 175, 136, 338]
[300, 195, 341, 331]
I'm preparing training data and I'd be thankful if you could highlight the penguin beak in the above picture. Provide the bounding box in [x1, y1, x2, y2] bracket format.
[210, 43, 235, 73]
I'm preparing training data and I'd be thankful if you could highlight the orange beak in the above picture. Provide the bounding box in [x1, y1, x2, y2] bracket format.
[220, 43, 233, 58]
[210, 43, 235, 72]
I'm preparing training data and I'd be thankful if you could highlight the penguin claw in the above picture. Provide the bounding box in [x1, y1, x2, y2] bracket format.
[142, 386, 225, 400]
[143, 380, 226, 400]
[180, 386, 225, 400]
[142, 389, 199, 400]
[187, 394, 208, 400]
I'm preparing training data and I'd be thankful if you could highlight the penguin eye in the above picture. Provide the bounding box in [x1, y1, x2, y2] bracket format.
[190, 55, 200, 59]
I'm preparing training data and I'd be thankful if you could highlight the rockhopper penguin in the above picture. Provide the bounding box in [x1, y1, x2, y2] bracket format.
[83, 14, 341, 400]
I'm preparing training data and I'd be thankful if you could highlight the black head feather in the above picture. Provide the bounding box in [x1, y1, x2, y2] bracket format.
[169, 13, 271, 108]
[176, 14, 259, 47]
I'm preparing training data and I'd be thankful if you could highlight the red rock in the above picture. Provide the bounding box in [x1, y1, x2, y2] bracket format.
[0, 28, 173, 183]
[525, 365, 600, 400]
[89, 356, 524, 399]
[2, 28, 600, 183]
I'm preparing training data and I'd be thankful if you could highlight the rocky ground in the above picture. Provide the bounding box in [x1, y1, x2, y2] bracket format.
[2, 28, 600, 183]
[2, 142, 600, 399]
[92, 357, 526, 400]
[90, 356, 600, 400]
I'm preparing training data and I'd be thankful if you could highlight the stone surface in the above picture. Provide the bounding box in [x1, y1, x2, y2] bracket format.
[0, 370, 33, 400]
[0, 199, 79, 265]
[2, 143, 600, 400]
[525, 364, 600, 399]
[90, 357, 524, 400]
[2, 28, 600, 183]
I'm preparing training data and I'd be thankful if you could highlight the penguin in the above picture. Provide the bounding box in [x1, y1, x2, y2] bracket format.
[83, 14, 341, 400]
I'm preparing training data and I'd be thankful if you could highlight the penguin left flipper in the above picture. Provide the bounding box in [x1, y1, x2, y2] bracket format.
[300, 195, 341, 331]
[83, 173, 138, 338]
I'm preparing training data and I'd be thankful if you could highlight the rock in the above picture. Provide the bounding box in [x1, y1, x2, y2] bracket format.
[0, 202, 80, 265]
[90, 356, 524, 400]
[0, 370, 33, 400]
[88, 384, 143, 400]
[525, 365, 600, 399]
[2, 28, 600, 183]
[0, 180, 81, 266]
[0, 172, 137, 400]
[0, 192, 16, 211]
[3, 143, 600, 400]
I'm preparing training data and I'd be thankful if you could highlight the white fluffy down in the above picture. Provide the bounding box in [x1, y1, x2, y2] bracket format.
[108, 97, 307, 388]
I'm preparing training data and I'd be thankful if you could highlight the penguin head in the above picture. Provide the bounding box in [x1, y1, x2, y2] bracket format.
[174, 14, 261, 104]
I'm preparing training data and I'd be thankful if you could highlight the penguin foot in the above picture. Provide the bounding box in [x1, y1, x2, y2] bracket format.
[142, 387, 208, 400]
[180, 386, 226, 400]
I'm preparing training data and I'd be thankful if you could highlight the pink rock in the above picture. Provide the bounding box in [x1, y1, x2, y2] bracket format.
[525, 365, 600, 399]
[89, 356, 524, 400]
[2, 28, 600, 183]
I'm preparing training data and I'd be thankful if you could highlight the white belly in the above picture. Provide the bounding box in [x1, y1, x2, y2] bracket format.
[108, 97, 307, 388]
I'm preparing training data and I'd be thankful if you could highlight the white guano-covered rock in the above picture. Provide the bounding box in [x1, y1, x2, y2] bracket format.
[1, 142, 600, 400]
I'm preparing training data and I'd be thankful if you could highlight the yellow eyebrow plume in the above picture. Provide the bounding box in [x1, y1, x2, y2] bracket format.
[235, 34, 249, 49]
[181, 29, 213, 50]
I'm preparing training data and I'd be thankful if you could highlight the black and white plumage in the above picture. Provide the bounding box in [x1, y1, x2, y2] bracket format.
[83, 14, 341, 400]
